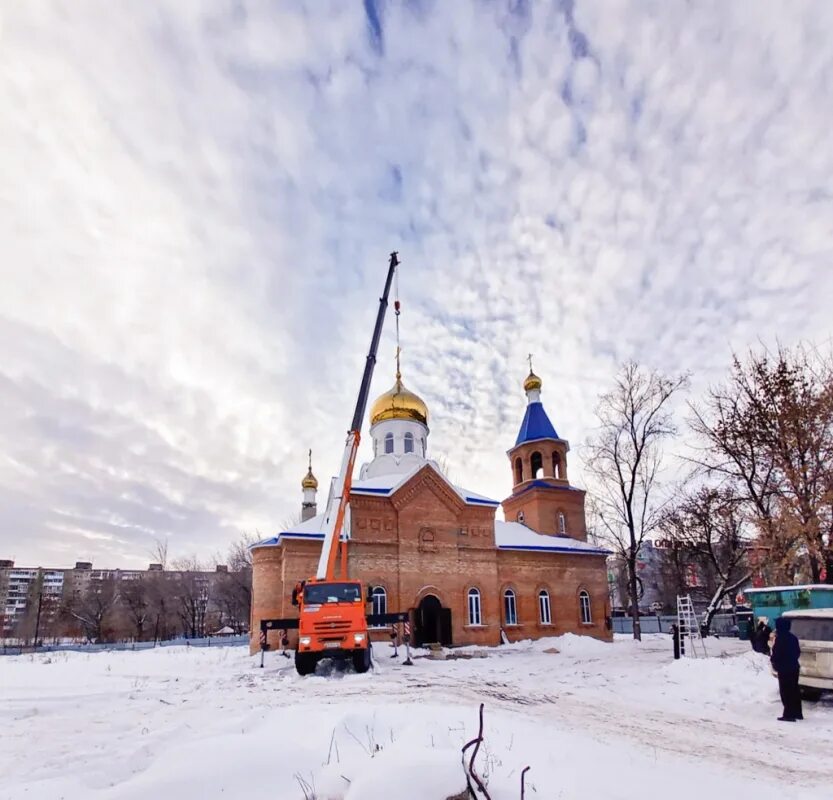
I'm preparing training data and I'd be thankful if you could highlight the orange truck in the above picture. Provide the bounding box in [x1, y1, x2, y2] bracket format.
[259, 252, 408, 675]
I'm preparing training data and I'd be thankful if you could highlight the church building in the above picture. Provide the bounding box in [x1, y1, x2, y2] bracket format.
[250, 367, 611, 651]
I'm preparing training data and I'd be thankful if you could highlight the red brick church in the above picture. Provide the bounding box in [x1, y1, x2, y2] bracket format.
[250, 366, 611, 652]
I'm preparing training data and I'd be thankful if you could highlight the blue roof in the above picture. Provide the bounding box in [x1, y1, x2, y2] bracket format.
[515, 401, 559, 445]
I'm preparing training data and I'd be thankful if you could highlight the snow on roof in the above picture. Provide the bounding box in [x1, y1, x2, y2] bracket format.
[251, 513, 326, 549]
[745, 585, 833, 593]
[512, 479, 582, 497]
[256, 516, 609, 555]
[351, 467, 499, 507]
[782, 608, 833, 618]
[494, 520, 610, 555]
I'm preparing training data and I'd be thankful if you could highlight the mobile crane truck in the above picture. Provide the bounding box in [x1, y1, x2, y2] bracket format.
[259, 252, 409, 675]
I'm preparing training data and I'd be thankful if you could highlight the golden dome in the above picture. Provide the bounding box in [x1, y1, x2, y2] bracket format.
[523, 371, 542, 392]
[301, 449, 318, 490]
[369, 376, 428, 426]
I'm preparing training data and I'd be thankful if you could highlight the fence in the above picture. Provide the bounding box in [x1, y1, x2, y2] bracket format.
[0, 634, 249, 657]
[612, 613, 740, 637]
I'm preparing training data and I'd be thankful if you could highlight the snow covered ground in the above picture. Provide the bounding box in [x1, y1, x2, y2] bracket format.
[2, 634, 832, 799]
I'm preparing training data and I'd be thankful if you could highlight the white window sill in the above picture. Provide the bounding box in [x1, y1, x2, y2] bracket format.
[464, 623, 487, 629]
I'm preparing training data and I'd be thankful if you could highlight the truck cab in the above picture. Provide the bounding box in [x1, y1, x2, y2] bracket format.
[293, 580, 371, 675]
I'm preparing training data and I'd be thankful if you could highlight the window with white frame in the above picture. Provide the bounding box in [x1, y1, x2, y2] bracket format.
[558, 512, 566, 534]
[370, 586, 387, 626]
[467, 588, 482, 626]
[538, 590, 552, 624]
[503, 589, 517, 626]
[384, 432, 394, 454]
[516, 510, 525, 523]
[404, 432, 414, 453]
[579, 590, 592, 624]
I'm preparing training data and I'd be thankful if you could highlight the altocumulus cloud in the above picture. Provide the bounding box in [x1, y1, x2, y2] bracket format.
[1, 0, 832, 566]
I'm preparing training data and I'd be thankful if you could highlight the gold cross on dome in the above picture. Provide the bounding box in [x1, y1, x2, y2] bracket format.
[528, 353, 534, 372]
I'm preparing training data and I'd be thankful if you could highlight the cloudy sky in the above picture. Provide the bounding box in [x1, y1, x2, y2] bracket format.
[2, 0, 833, 568]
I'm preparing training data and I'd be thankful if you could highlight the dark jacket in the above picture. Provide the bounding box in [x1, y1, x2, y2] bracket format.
[770, 617, 801, 674]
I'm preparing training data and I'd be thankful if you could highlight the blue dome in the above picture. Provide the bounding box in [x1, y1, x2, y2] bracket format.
[515, 401, 559, 445]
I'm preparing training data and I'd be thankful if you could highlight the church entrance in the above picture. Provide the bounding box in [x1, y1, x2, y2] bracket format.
[414, 594, 452, 647]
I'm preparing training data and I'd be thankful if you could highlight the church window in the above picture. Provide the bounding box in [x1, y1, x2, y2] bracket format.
[404, 432, 414, 453]
[531, 451, 543, 479]
[503, 589, 517, 626]
[514, 457, 523, 484]
[516, 510, 525, 524]
[552, 451, 562, 479]
[467, 588, 482, 626]
[384, 432, 394, 454]
[558, 512, 566, 534]
[579, 590, 592, 624]
[370, 586, 387, 626]
[539, 590, 552, 625]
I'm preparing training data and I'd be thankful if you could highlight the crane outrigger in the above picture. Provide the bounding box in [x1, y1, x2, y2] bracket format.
[259, 252, 409, 675]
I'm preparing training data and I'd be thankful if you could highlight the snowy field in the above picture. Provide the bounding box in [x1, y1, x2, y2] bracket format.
[2, 635, 832, 800]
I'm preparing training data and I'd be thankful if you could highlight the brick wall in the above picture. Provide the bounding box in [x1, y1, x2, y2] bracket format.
[250, 464, 612, 653]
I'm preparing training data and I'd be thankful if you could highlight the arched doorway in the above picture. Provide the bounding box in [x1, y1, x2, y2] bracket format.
[414, 594, 452, 646]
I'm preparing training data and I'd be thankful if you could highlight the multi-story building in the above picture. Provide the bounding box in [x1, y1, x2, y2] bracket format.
[0, 559, 244, 641]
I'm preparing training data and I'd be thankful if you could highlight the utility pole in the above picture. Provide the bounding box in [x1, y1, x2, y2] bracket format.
[33, 591, 43, 647]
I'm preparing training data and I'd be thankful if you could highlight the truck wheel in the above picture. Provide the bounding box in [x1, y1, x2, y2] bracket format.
[295, 652, 317, 676]
[352, 646, 371, 674]
[800, 686, 822, 701]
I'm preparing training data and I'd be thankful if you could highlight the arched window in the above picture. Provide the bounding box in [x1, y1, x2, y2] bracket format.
[384, 432, 394, 454]
[404, 432, 414, 453]
[370, 586, 387, 627]
[514, 457, 523, 484]
[503, 589, 517, 626]
[539, 590, 552, 624]
[579, 590, 592, 624]
[531, 451, 543, 479]
[516, 510, 525, 524]
[558, 512, 566, 534]
[552, 451, 562, 479]
[467, 588, 482, 626]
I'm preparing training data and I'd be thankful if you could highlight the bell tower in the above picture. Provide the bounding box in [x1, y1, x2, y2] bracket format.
[501, 363, 587, 540]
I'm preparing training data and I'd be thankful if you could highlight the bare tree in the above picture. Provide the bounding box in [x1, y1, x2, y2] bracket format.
[211, 532, 258, 633]
[659, 486, 752, 633]
[119, 579, 151, 641]
[586, 362, 688, 640]
[690, 344, 833, 584]
[148, 537, 169, 570]
[171, 557, 211, 638]
[67, 577, 120, 642]
[145, 573, 176, 642]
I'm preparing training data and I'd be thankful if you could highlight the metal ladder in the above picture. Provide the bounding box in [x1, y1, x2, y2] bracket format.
[677, 595, 707, 658]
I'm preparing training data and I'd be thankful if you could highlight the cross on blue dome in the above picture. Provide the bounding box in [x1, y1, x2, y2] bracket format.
[515, 368, 560, 445]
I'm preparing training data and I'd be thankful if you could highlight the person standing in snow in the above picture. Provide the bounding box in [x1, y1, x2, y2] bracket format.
[770, 617, 803, 722]
[754, 618, 772, 655]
